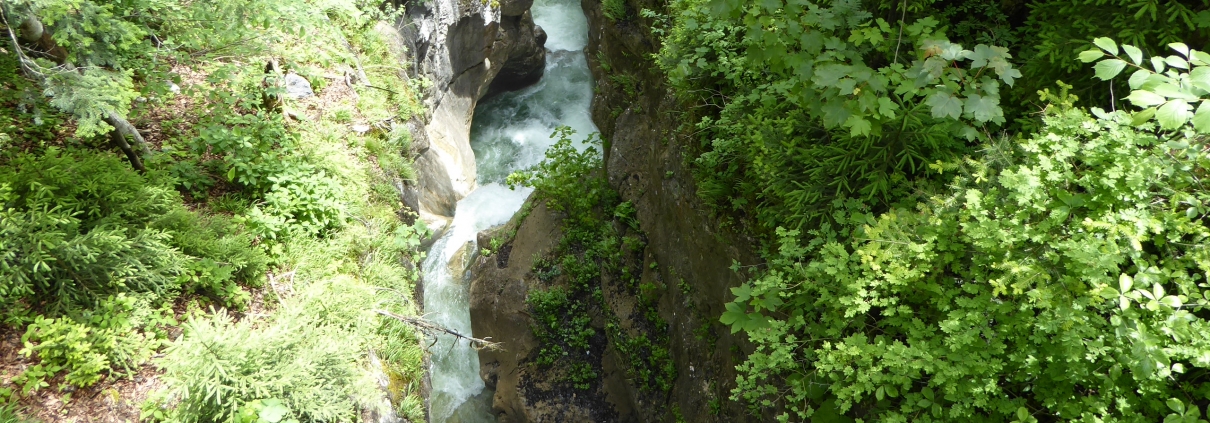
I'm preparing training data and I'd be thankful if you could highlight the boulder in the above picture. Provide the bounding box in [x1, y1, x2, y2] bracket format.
[283, 73, 314, 99]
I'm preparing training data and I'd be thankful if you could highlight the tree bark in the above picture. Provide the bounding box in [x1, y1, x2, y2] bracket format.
[105, 113, 148, 172]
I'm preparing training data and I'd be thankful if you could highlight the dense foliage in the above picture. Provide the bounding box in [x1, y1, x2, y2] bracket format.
[0, 0, 428, 420]
[635, 0, 1210, 421]
[507, 129, 678, 396]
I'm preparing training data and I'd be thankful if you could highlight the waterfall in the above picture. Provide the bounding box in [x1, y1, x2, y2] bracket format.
[421, 0, 597, 421]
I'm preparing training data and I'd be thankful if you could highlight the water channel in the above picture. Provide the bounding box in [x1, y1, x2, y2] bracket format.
[421, 0, 598, 421]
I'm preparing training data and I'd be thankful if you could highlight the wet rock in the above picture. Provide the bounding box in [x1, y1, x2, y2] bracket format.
[397, 0, 548, 218]
[487, 13, 547, 96]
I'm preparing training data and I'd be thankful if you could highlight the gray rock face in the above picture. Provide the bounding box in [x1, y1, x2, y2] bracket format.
[395, 0, 547, 223]
[487, 12, 548, 96]
[283, 73, 314, 99]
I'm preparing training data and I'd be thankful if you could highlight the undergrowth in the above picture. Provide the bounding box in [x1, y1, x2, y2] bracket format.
[507, 128, 677, 397]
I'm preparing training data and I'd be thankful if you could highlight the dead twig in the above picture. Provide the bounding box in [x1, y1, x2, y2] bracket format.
[374, 310, 500, 351]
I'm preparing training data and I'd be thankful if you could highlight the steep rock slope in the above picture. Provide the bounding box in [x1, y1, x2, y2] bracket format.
[466, 0, 764, 421]
[397, 0, 546, 221]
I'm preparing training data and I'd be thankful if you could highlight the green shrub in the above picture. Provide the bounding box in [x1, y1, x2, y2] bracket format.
[17, 294, 173, 391]
[0, 148, 266, 311]
[602, 0, 627, 21]
[160, 305, 379, 422]
[723, 101, 1210, 421]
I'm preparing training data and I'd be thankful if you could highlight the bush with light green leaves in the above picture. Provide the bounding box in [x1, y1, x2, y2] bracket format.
[722, 88, 1210, 421]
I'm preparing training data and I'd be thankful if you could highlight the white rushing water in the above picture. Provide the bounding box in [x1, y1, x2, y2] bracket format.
[422, 0, 597, 421]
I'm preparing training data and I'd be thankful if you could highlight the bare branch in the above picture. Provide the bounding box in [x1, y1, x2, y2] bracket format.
[374, 310, 500, 351]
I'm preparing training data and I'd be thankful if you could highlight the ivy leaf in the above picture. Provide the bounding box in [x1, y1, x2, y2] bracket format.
[1093, 37, 1119, 55]
[928, 92, 963, 120]
[1122, 44, 1144, 65]
[1126, 90, 1166, 107]
[1193, 101, 1210, 133]
[1094, 59, 1128, 80]
[1079, 49, 1105, 63]
[1157, 100, 1193, 129]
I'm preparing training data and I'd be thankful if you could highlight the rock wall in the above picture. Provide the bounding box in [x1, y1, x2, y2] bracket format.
[465, 0, 766, 421]
[396, 0, 547, 227]
[581, 1, 763, 420]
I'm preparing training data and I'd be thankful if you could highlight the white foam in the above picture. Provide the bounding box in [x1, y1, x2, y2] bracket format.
[424, 0, 599, 421]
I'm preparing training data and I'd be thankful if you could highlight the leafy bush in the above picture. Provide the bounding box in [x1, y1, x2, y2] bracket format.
[17, 294, 173, 391]
[656, 1, 1022, 231]
[723, 99, 1210, 421]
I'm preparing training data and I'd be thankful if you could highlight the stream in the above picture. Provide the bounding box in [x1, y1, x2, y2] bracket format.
[421, 0, 598, 421]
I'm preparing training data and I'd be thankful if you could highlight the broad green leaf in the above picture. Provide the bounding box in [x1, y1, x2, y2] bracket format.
[1126, 90, 1166, 107]
[1190, 67, 1210, 93]
[1167, 398, 1186, 414]
[1193, 101, 1210, 133]
[259, 403, 289, 423]
[877, 97, 898, 119]
[1161, 296, 1183, 308]
[998, 67, 1023, 87]
[1157, 100, 1193, 129]
[731, 284, 753, 302]
[1169, 42, 1190, 58]
[1154, 83, 1199, 100]
[845, 115, 872, 136]
[1152, 56, 1167, 73]
[965, 94, 1001, 123]
[928, 92, 963, 120]
[1132, 107, 1157, 126]
[1128, 69, 1152, 89]
[1165, 55, 1189, 70]
[1078, 49, 1104, 63]
[1094, 59, 1128, 80]
[1192, 50, 1210, 66]
[1120, 274, 1134, 292]
[1093, 37, 1119, 55]
[1122, 44, 1144, 65]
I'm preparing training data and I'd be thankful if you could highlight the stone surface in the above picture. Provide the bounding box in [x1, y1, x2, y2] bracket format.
[487, 13, 548, 96]
[582, 0, 765, 421]
[398, 0, 547, 219]
[469, 200, 631, 423]
[283, 73, 314, 99]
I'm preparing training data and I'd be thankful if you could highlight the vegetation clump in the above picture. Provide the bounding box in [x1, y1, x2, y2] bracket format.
[0, 0, 429, 421]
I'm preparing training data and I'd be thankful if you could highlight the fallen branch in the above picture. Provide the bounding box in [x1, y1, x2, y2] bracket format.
[375, 310, 500, 351]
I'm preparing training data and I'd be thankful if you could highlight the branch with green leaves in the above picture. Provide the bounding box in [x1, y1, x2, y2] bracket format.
[1080, 37, 1210, 132]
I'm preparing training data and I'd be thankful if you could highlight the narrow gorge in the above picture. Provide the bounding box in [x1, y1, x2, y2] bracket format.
[406, 0, 759, 421]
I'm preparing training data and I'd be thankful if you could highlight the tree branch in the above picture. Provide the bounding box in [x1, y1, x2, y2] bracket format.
[375, 310, 500, 351]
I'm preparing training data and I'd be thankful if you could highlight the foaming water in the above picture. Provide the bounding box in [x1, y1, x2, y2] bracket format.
[423, 0, 597, 421]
